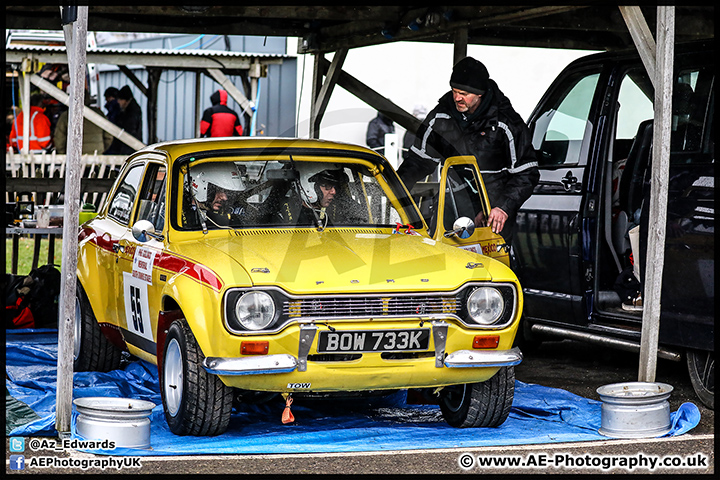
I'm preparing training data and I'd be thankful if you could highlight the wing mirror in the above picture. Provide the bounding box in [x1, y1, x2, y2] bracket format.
[444, 216, 475, 238]
[132, 219, 164, 242]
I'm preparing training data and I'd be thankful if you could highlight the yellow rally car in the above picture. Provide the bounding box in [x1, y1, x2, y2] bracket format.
[74, 137, 522, 436]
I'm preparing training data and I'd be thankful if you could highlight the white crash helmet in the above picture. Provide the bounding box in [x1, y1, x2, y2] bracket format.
[300, 166, 347, 203]
[190, 162, 245, 203]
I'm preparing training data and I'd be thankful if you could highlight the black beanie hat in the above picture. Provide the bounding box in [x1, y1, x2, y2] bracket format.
[118, 85, 134, 101]
[450, 57, 489, 95]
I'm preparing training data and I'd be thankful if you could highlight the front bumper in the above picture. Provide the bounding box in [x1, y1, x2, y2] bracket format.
[203, 347, 523, 375]
[202, 321, 522, 380]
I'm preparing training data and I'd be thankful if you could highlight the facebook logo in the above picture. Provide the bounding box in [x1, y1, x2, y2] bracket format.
[9, 455, 25, 470]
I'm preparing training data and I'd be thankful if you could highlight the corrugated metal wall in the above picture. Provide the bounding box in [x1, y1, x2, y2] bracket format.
[96, 34, 297, 143]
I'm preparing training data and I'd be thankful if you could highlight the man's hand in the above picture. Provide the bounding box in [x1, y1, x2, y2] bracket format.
[487, 207, 508, 234]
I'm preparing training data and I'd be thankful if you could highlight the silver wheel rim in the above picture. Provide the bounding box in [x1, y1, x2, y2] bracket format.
[164, 338, 184, 416]
[73, 297, 82, 361]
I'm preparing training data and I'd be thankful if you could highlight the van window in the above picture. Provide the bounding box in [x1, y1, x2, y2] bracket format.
[532, 71, 601, 167]
[613, 66, 714, 167]
[616, 70, 654, 140]
[671, 66, 714, 161]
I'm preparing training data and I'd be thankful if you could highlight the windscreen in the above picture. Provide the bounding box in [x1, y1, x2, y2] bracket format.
[175, 157, 422, 230]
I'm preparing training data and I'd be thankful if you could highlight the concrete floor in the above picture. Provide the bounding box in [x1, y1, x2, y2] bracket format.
[6, 338, 714, 474]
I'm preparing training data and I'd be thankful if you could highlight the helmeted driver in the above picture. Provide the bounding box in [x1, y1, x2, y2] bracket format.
[283, 168, 347, 227]
[190, 162, 246, 226]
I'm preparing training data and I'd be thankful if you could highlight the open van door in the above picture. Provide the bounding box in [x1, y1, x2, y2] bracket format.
[432, 156, 509, 266]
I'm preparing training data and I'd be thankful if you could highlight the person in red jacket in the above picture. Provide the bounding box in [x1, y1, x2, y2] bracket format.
[199, 89, 244, 137]
[9, 94, 52, 152]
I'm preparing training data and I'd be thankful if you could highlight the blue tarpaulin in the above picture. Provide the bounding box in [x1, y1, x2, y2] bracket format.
[5, 329, 699, 456]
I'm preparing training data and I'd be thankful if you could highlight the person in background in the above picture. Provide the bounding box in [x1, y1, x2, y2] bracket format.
[402, 104, 428, 162]
[107, 85, 143, 155]
[8, 94, 52, 152]
[199, 89, 244, 137]
[397, 57, 539, 243]
[53, 89, 113, 154]
[103, 87, 121, 124]
[366, 112, 395, 155]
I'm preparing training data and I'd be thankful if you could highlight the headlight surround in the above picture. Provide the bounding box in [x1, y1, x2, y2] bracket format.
[234, 291, 276, 331]
[466, 287, 505, 325]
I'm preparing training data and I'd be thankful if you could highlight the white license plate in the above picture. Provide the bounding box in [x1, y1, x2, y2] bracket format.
[317, 329, 430, 353]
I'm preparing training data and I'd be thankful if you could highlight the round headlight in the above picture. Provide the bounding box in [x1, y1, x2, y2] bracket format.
[235, 291, 276, 330]
[467, 287, 504, 325]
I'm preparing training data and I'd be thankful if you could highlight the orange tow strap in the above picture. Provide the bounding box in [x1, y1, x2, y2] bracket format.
[281, 394, 295, 424]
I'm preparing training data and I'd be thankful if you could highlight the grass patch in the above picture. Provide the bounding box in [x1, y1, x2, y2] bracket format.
[5, 235, 63, 275]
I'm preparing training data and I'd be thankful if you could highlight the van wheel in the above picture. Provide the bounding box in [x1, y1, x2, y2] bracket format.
[74, 283, 122, 372]
[161, 319, 233, 436]
[686, 349, 714, 410]
[439, 366, 515, 427]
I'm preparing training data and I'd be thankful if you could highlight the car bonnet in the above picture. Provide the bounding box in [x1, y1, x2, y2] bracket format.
[184, 229, 495, 294]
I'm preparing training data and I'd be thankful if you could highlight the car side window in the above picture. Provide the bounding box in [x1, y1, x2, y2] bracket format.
[443, 164, 486, 231]
[107, 164, 144, 226]
[135, 163, 167, 230]
[531, 70, 601, 167]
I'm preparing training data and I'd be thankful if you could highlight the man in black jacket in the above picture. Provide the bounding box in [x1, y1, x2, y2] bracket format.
[107, 85, 143, 155]
[397, 57, 539, 243]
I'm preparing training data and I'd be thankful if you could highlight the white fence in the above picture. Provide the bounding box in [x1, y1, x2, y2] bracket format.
[6, 150, 127, 207]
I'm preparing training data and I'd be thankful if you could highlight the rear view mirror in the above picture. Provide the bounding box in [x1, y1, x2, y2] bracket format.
[266, 169, 299, 181]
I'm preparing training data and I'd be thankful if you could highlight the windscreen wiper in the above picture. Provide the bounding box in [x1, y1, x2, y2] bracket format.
[288, 155, 324, 231]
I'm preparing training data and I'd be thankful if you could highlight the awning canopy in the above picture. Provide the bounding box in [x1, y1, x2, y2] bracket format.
[5, 5, 714, 53]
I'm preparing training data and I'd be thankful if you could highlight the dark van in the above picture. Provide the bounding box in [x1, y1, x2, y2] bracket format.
[512, 40, 714, 408]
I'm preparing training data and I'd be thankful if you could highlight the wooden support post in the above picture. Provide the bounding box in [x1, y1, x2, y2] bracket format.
[309, 53, 324, 139]
[310, 49, 348, 139]
[21, 69, 30, 155]
[12, 235, 20, 275]
[619, 6, 657, 87]
[48, 234, 56, 265]
[56, 5, 88, 436]
[195, 71, 202, 137]
[453, 27, 468, 65]
[638, 7, 674, 383]
[32, 235, 42, 270]
[147, 68, 162, 144]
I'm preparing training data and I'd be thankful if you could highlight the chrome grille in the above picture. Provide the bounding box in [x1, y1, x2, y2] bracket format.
[283, 295, 461, 318]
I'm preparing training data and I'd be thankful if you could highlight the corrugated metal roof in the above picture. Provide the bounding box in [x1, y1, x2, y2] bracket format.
[6, 44, 290, 58]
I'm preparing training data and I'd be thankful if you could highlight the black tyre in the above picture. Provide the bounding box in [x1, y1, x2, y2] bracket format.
[74, 282, 122, 372]
[439, 366, 515, 428]
[686, 349, 714, 410]
[161, 319, 233, 436]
